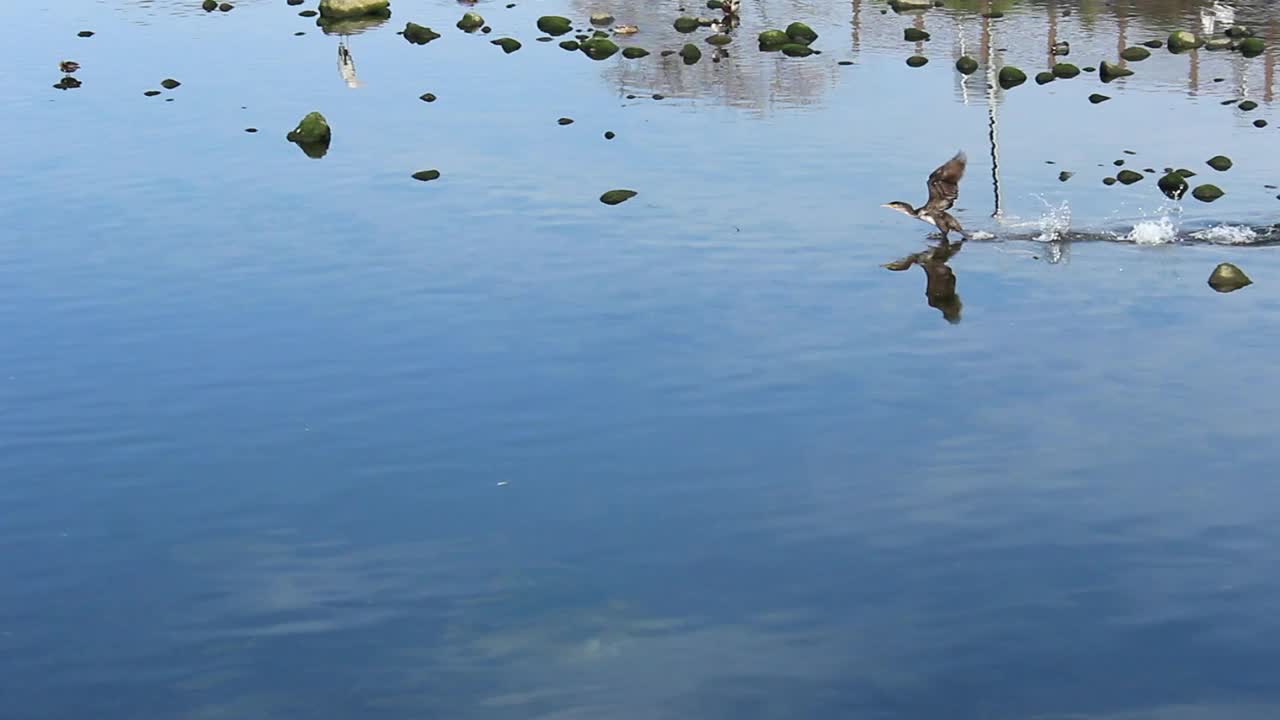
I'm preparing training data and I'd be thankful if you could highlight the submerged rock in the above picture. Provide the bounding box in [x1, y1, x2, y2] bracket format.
[1191, 184, 1224, 202]
[1208, 263, 1251, 292]
[590, 12, 615, 25]
[785, 22, 817, 44]
[219, 3, 233, 11]
[557, 117, 574, 125]
[144, 89, 161, 96]
[1120, 46, 1150, 61]
[673, 16, 699, 32]
[457, 12, 484, 31]
[580, 36, 619, 59]
[1255, 119, 1268, 128]
[536, 15, 572, 35]
[491, 37, 521, 52]
[706, 34, 731, 46]
[1089, 93, 1110, 104]
[1158, 171, 1188, 199]
[622, 46, 649, 58]
[1204, 38, 1234, 51]
[1052, 62, 1079, 78]
[781, 43, 814, 57]
[906, 55, 928, 67]
[1167, 30, 1202, 52]
[1225, 25, 1253, 38]
[1099, 61, 1133, 82]
[161, 78, 181, 89]
[1103, 177, 1117, 185]
[904, 28, 929, 42]
[1117, 170, 1143, 184]
[955, 55, 978, 74]
[1239, 100, 1258, 111]
[680, 43, 702, 63]
[559, 40, 579, 50]
[758, 29, 788, 49]
[403, 22, 441, 44]
[1142, 39, 1163, 48]
[1035, 71, 1054, 85]
[1239, 37, 1265, 57]
[600, 189, 637, 205]
[318, 0, 390, 20]
[1207, 155, 1233, 171]
[411, 169, 441, 181]
[997, 65, 1026, 89]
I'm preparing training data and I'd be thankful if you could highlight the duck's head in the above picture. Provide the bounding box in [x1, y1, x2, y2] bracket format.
[881, 201, 916, 217]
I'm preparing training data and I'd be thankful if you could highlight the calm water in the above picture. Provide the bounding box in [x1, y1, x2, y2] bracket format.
[4, 0, 1280, 718]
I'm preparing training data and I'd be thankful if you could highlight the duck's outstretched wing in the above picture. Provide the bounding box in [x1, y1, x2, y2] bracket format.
[924, 151, 966, 212]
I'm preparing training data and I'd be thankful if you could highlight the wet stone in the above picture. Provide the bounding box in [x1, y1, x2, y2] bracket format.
[300, 9, 317, 16]
[1255, 119, 1268, 128]
[161, 78, 181, 89]
[491, 37, 521, 53]
[906, 55, 928, 67]
[144, 90, 161, 96]
[1035, 71, 1054, 85]
[420, 93, 437, 102]
[404, 23, 442, 44]
[78, 30, 95, 37]
[998, 65, 1026, 88]
[955, 56, 978, 74]
[1121, 46, 1150, 61]
[904, 28, 930, 42]
[1207, 155, 1233, 171]
[412, 170, 441, 182]
[1117, 170, 1143, 184]
[622, 46, 649, 58]
[219, 2, 233, 11]
[604, 131, 615, 139]
[557, 117, 574, 125]
[245, 127, 258, 132]
[1058, 171, 1074, 182]
[1052, 63, 1079, 78]
[1089, 93, 1110, 104]
[1192, 184, 1224, 202]
[1103, 177, 1117, 185]
[1238, 100, 1258, 111]
[600, 189, 637, 205]
[559, 40, 579, 50]
[1208, 263, 1251, 292]
[203, 0, 217, 10]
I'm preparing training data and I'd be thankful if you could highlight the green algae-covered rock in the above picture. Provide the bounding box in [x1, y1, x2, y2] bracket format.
[955, 55, 978, 74]
[786, 22, 817, 44]
[491, 37, 521, 52]
[559, 40, 580, 50]
[1035, 71, 1055, 85]
[600, 189, 637, 205]
[1255, 119, 1268, 128]
[1089, 93, 1110, 104]
[906, 55, 928, 67]
[580, 36, 619, 59]
[1158, 171, 1189, 199]
[1103, 177, 1117, 185]
[674, 16, 700, 32]
[1167, 31, 1202, 52]
[202, 0, 218, 10]
[781, 43, 814, 57]
[904, 28, 930, 42]
[1239, 37, 1265, 57]
[707, 0, 724, 7]
[536, 15, 572, 35]
[998, 65, 1026, 89]
[161, 78, 181, 89]
[1052, 62, 1080, 78]
[1143, 39, 1163, 48]
[590, 12, 614, 25]
[680, 43, 702, 63]
[1208, 263, 1251, 292]
[1117, 170, 1144, 185]
[1204, 38, 1234, 51]
[1100, 61, 1134, 82]
[286, 111, 330, 144]
[622, 46, 649, 58]
[411, 169, 441, 182]
[889, 0, 931, 10]
[1207, 155, 1233, 171]
[1120, 46, 1150, 61]
[457, 12, 484, 31]
[758, 29, 788, 48]
[404, 22, 441, 44]
[319, 0, 389, 19]
[1192, 184, 1224, 202]
[1239, 100, 1258, 111]
[706, 33, 732, 46]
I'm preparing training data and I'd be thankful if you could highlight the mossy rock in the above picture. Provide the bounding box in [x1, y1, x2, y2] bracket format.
[1103, 177, 1117, 185]
[1116, 170, 1144, 185]
[706, 33, 732, 46]
[580, 36, 619, 59]
[1239, 37, 1265, 57]
[202, 0, 218, 10]
[491, 37, 521, 53]
[1167, 31, 1202, 52]
[955, 55, 978, 74]
[1207, 155, 1233, 171]
[404, 22, 441, 44]
[161, 78, 181, 89]
[536, 15, 572, 35]
[411, 169, 441, 182]
[318, 0, 389, 19]
[904, 28, 930, 42]
[457, 12, 484, 31]
[1035, 71, 1054, 85]
[1142, 39, 1163, 48]
[559, 40, 580, 50]
[1157, 171, 1189, 199]
[889, 0, 932, 10]
[286, 111, 331, 144]
[1191, 184, 1224, 202]
[1204, 38, 1234, 51]
[600, 189, 637, 205]
[997, 65, 1026, 89]
[1089, 93, 1110, 104]
[680, 43, 702, 63]
[590, 12, 615, 25]
[1099, 61, 1133, 82]
[1208, 263, 1251, 292]
[1052, 63, 1079, 78]
[906, 55, 928, 67]
[622, 46, 649, 58]
[1239, 100, 1258, 111]
[786, 22, 818, 44]
[758, 29, 788, 49]
[707, 0, 723, 7]
[1255, 119, 1268, 128]
[674, 16, 700, 32]
[1120, 46, 1150, 61]
[780, 43, 814, 57]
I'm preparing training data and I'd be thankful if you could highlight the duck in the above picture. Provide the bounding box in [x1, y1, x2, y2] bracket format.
[881, 151, 970, 242]
[1051, 40, 1069, 56]
[721, 0, 741, 16]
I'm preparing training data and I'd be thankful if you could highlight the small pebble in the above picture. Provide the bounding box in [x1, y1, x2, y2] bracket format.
[604, 131, 615, 139]
[557, 117, 574, 125]
[144, 90, 161, 96]
[299, 9, 317, 16]
[77, 30, 94, 38]
[652, 93, 665, 100]
[245, 127, 258, 132]
[838, 60, 853, 66]
[161, 78, 181, 89]
[287, 0, 303, 4]
[219, 2, 233, 11]
[294, 31, 305, 35]
[420, 93, 437, 102]
[1254, 119, 1268, 128]
[412, 170, 441, 182]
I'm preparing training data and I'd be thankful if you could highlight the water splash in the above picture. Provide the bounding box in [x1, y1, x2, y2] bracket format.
[1119, 201, 1183, 245]
[1190, 224, 1259, 245]
[1034, 200, 1072, 243]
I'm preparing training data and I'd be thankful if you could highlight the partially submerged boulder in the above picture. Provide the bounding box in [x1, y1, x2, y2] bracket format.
[1120, 46, 1150, 61]
[1239, 37, 1265, 57]
[1157, 171, 1189, 199]
[1207, 155, 1233, 171]
[318, 0, 389, 20]
[906, 55, 928, 67]
[706, 33, 731, 46]
[403, 22, 440, 44]
[1191, 184, 1224, 202]
[955, 56, 978, 74]
[536, 15, 572, 35]
[1100, 61, 1134, 82]
[590, 12, 614, 25]
[600, 189, 637, 205]
[758, 29, 788, 49]
[1089, 93, 1110, 104]
[1208, 263, 1251, 292]
[286, 111, 331, 158]
[997, 65, 1026, 89]
[580, 35, 619, 59]
[780, 43, 814, 57]
[1167, 31, 1202, 52]
[904, 28, 929, 42]
[680, 43, 702, 63]
[785, 22, 817, 44]
[491, 37, 521, 52]
[673, 16, 700, 32]
[1035, 71, 1054, 85]
[889, 0, 931, 11]
[1116, 170, 1144, 185]
[622, 46, 649, 58]
[457, 12, 484, 31]
[1052, 62, 1079, 78]
[1204, 38, 1234, 51]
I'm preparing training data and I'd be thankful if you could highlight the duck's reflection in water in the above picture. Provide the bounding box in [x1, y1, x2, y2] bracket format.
[883, 240, 964, 324]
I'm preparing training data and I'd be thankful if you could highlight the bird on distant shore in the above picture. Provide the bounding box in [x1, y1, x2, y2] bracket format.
[881, 151, 970, 242]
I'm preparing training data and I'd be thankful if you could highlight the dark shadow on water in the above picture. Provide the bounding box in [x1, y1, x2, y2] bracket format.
[883, 240, 964, 324]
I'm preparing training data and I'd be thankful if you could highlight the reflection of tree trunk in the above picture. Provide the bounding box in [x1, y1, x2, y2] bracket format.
[1189, 49, 1199, 95]
[851, 0, 860, 52]
[1117, 9, 1127, 68]
[1266, 20, 1276, 103]
[1047, 0, 1057, 69]
[914, 13, 925, 54]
